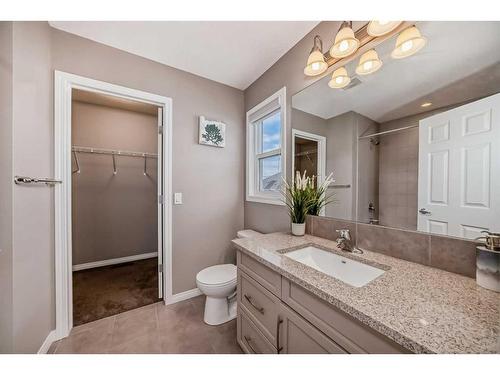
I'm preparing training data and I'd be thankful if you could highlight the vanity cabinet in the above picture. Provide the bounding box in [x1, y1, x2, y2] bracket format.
[236, 251, 409, 354]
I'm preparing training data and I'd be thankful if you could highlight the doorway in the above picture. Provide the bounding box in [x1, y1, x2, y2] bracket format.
[71, 89, 161, 325]
[54, 71, 172, 339]
[292, 130, 326, 191]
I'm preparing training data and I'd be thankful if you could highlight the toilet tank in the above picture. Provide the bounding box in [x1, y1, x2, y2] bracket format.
[236, 229, 261, 239]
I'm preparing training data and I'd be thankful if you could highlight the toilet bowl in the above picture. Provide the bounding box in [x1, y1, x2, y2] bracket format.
[196, 229, 261, 325]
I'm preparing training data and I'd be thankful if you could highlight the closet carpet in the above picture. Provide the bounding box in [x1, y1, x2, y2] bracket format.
[73, 257, 160, 326]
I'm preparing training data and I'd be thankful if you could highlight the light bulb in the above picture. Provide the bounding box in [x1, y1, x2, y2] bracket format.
[401, 40, 413, 52]
[356, 49, 382, 75]
[391, 26, 426, 59]
[329, 67, 350, 89]
[339, 40, 349, 52]
[311, 62, 320, 71]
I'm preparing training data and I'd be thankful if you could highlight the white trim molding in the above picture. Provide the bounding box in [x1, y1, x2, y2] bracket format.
[54, 71, 173, 339]
[72, 252, 158, 271]
[37, 330, 57, 354]
[246, 87, 286, 206]
[169, 288, 203, 304]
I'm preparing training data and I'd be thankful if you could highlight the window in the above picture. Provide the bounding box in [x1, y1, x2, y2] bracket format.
[246, 87, 286, 205]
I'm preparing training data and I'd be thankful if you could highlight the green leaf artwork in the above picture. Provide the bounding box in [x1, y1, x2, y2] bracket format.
[202, 123, 224, 146]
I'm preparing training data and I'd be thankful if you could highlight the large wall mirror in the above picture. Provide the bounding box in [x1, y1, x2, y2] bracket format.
[291, 21, 500, 240]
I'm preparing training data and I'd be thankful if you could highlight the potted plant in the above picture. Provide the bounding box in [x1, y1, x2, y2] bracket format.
[281, 171, 312, 236]
[282, 171, 335, 236]
[305, 173, 335, 216]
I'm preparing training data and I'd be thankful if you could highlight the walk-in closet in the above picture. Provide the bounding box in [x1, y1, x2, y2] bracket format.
[71, 89, 161, 325]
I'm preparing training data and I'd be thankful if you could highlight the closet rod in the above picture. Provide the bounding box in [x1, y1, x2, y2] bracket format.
[72, 146, 158, 159]
[358, 124, 418, 140]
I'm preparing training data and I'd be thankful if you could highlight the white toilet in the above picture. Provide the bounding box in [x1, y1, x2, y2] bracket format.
[196, 229, 261, 325]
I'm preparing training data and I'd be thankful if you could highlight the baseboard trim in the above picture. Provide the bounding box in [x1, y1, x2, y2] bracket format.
[72, 252, 158, 271]
[37, 330, 57, 354]
[168, 288, 202, 304]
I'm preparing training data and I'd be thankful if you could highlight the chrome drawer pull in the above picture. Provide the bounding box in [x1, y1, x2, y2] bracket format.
[244, 294, 264, 314]
[244, 335, 260, 354]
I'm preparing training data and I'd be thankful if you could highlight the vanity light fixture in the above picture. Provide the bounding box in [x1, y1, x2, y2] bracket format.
[367, 21, 403, 37]
[328, 67, 351, 89]
[391, 26, 427, 59]
[304, 35, 328, 76]
[421, 102, 432, 107]
[330, 21, 360, 59]
[355, 49, 383, 75]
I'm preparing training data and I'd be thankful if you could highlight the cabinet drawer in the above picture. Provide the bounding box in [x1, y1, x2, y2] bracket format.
[237, 251, 281, 297]
[238, 270, 280, 346]
[237, 308, 277, 354]
[279, 303, 347, 354]
[281, 279, 409, 353]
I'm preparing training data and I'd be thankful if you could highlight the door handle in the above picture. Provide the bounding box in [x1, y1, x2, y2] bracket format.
[419, 208, 432, 215]
[14, 176, 62, 186]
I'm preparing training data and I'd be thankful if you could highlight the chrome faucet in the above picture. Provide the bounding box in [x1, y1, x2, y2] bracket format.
[336, 229, 354, 252]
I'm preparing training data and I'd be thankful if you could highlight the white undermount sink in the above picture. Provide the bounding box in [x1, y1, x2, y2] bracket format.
[283, 246, 385, 287]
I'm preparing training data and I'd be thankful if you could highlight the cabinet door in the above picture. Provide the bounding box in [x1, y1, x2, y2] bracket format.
[278, 303, 347, 354]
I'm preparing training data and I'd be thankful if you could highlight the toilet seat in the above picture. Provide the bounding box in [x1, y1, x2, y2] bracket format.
[196, 264, 236, 286]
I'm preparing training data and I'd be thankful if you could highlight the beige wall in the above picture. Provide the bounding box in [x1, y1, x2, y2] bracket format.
[51, 24, 245, 293]
[52, 23, 245, 297]
[3, 21, 245, 353]
[323, 112, 357, 219]
[244, 21, 346, 232]
[71, 101, 158, 265]
[291, 108, 327, 137]
[0, 21, 14, 353]
[11, 22, 54, 353]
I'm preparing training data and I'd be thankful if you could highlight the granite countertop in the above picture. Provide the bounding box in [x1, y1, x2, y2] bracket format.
[232, 232, 500, 354]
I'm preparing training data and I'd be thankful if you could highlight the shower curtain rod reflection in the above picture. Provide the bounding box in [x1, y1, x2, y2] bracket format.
[72, 146, 158, 159]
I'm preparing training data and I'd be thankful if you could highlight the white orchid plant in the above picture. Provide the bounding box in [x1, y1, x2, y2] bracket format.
[281, 171, 335, 224]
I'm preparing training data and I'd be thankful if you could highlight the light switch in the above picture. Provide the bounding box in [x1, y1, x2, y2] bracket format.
[174, 192, 183, 205]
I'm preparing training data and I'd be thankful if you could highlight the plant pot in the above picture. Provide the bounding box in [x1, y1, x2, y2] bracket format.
[291, 223, 306, 236]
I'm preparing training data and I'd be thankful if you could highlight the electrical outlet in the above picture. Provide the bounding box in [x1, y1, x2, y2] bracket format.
[174, 192, 183, 205]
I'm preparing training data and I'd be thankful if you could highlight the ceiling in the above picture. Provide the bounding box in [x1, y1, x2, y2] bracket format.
[292, 21, 500, 123]
[49, 21, 319, 90]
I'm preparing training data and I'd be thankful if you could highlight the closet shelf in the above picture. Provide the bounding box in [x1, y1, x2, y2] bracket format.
[72, 146, 158, 159]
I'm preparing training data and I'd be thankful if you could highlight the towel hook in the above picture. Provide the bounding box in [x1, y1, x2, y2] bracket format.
[143, 154, 147, 176]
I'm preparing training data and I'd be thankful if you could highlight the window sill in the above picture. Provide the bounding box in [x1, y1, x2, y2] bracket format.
[246, 195, 285, 206]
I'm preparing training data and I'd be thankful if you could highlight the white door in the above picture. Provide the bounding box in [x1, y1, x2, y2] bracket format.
[157, 107, 164, 298]
[418, 93, 500, 239]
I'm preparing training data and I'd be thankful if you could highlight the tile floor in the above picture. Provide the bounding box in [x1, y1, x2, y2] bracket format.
[49, 296, 242, 354]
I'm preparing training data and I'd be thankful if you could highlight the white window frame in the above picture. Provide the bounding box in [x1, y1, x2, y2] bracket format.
[246, 87, 286, 205]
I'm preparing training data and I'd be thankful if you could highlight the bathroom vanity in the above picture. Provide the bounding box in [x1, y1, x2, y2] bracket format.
[233, 233, 500, 354]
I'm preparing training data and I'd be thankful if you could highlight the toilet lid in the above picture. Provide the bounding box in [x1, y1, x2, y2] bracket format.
[196, 264, 236, 285]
